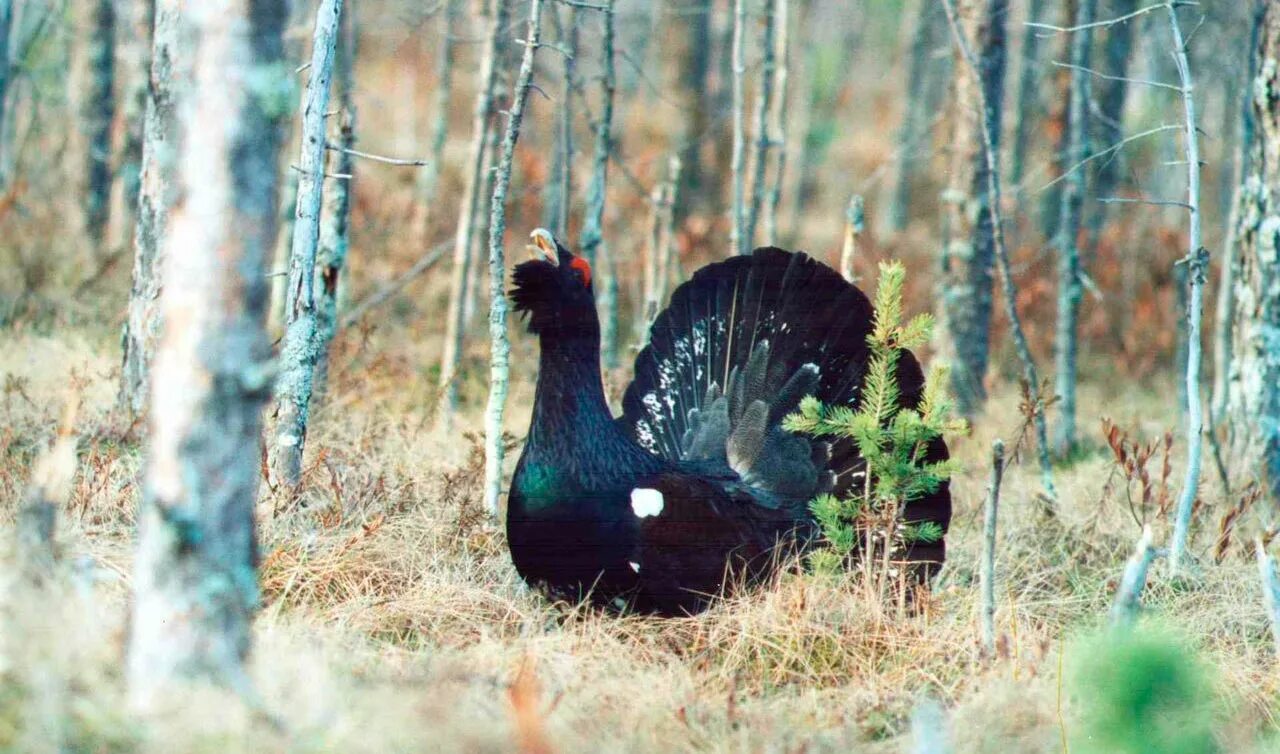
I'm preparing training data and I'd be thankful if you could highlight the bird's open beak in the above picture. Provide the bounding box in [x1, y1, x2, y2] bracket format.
[527, 228, 559, 266]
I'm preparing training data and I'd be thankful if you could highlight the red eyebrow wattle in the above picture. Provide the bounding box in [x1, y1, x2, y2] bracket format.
[570, 257, 592, 287]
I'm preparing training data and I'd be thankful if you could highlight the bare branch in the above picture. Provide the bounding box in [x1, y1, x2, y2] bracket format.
[325, 141, 427, 166]
[1097, 195, 1193, 210]
[1026, 1, 1196, 34]
[1037, 124, 1182, 194]
[1049, 60, 1181, 92]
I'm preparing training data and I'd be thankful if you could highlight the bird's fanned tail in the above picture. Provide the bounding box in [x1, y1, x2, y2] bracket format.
[619, 247, 952, 577]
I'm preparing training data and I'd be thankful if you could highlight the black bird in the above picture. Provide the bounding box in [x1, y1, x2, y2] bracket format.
[507, 228, 950, 615]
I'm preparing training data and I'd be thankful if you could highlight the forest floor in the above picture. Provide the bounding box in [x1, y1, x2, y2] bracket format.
[2, 304, 1278, 753]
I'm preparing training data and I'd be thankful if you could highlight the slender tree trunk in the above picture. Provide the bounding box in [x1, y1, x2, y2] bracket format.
[885, 0, 936, 233]
[127, 0, 286, 711]
[979, 439, 1003, 653]
[639, 155, 680, 344]
[271, 0, 345, 488]
[1084, 0, 1138, 260]
[1051, 0, 1094, 456]
[1213, 4, 1264, 422]
[940, 0, 1058, 503]
[415, 0, 458, 240]
[728, 0, 746, 255]
[75, 0, 116, 251]
[118, 0, 179, 420]
[1165, 4, 1206, 576]
[268, 0, 318, 335]
[579, 0, 617, 367]
[1039, 0, 1077, 242]
[1229, 1, 1280, 507]
[483, 0, 543, 517]
[743, 0, 777, 251]
[465, 117, 501, 328]
[1008, 0, 1044, 194]
[116, 0, 154, 250]
[438, 0, 508, 430]
[541, 2, 576, 237]
[761, 0, 789, 247]
[663, 0, 710, 217]
[312, 0, 358, 401]
[938, 0, 1007, 419]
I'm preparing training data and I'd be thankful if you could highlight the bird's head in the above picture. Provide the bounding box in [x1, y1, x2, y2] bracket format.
[511, 228, 597, 337]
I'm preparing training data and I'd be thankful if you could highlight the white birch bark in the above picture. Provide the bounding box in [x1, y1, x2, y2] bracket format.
[579, 0, 617, 368]
[728, 0, 746, 256]
[119, 0, 180, 419]
[761, 0, 789, 247]
[312, 0, 357, 401]
[1165, 4, 1206, 577]
[438, 0, 508, 431]
[1051, 0, 1094, 456]
[271, 0, 345, 488]
[1228, 3, 1280, 508]
[743, 0, 777, 251]
[127, 0, 287, 711]
[483, 0, 543, 517]
[979, 439, 1003, 653]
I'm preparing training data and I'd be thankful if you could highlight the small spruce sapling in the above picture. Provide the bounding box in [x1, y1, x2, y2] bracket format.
[784, 261, 964, 580]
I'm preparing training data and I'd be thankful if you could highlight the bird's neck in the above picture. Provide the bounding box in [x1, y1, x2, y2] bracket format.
[526, 330, 659, 476]
[530, 332, 614, 440]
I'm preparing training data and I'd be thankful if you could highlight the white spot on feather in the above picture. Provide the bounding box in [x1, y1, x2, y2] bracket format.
[630, 488, 665, 518]
[629, 561, 641, 573]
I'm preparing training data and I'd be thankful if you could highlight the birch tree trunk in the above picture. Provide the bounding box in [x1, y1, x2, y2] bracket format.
[127, 0, 286, 711]
[580, 0, 617, 367]
[1213, 4, 1264, 422]
[483, 0, 543, 517]
[1051, 0, 1094, 456]
[761, 0, 789, 247]
[937, 0, 1007, 419]
[116, 0, 155, 249]
[1229, 2, 1280, 506]
[542, 2, 575, 237]
[438, 0, 508, 431]
[663, 0, 710, 216]
[118, 0, 180, 419]
[743, 0, 777, 251]
[268, 0, 319, 335]
[885, 0, 937, 234]
[415, 0, 458, 240]
[728, 0, 746, 255]
[1039, 0, 1077, 242]
[312, 0, 357, 401]
[75, 0, 116, 250]
[271, 0, 345, 488]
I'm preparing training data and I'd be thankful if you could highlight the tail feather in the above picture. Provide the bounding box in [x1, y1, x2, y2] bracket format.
[620, 247, 951, 577]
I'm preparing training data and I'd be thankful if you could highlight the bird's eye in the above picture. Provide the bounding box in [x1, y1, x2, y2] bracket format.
[569, 257, 592, 287]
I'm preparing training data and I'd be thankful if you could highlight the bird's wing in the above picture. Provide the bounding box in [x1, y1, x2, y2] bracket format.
[621, 472, 813, 615]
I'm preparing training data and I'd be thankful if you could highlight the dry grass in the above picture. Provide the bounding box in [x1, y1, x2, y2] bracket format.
[1, 320, 1279, 754]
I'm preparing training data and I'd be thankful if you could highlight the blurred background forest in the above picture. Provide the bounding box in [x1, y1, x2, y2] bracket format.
[2, 0, 1280, 752]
